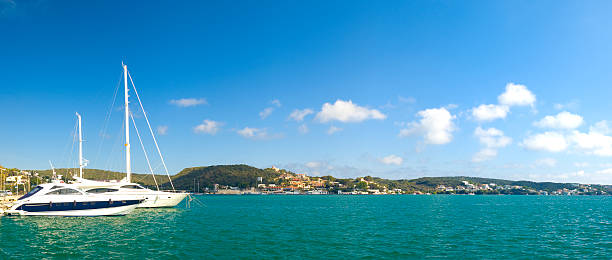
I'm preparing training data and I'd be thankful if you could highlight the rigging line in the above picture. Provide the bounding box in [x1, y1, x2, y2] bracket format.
[95, 70, 123, 165]
[67, 120, 78, 174]
[129, 111, 160, 191]
[128, 71, 176, 191]
[153, 163, 163, 173]
[103, 115, 125, 175]
[61, 119, 78, 170]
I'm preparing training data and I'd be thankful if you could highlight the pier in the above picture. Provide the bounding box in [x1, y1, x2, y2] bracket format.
[0, 195, 18, 216]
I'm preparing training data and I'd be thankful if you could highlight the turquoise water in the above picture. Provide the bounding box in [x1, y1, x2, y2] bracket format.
[1, 195, 611, 259]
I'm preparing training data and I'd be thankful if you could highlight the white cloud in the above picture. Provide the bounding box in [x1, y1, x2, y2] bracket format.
[472, 127, 512, 162]
[170, 98, 207, 107]
[472, 148, 498, 163]
[193, 120, 222, 135]
[470, 83, 535, 122]
[521, 121, 612, 157]
[554, 100, 579, 111]
[259, 99, 282, 119]
[316, 100, 386, 123]
[237, 127, 268, 139]
[399, 107, 456, 145]
[534, 111, 583, 129]
[298, 124, 309, 134]
[0, 0, 17, 18]
[569, 170, 586, 177]
[271, 99, 281, 107]
[380, 155, 403, 165]
[569, 130, 612, 156]
[498, 83, 536, 107]
[398, 96, 416, 104]
[472, 104, 509, 122]
[574, 162, 590, 168]
[289, 109, 314, 122]
[445, 104, 458, 110]
[379, 101, 396, 110]
[590, 120, 611, 134]
[475, 127, 512, 148]
[157, 125, 168, 135]
[522, 132, 568, 152]
[534, 158, 557, 168]
[596, 168, 612, 175]
[259, 107, 274, 119]
[305, 161, 322, 168]
[527, 169, 612, 184]
[327, 126, 342, 135]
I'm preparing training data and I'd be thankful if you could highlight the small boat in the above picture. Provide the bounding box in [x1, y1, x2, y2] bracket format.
[5, 183, 143, 216]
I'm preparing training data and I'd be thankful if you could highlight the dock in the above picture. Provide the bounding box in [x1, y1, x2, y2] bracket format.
[1, 196, 18, 216]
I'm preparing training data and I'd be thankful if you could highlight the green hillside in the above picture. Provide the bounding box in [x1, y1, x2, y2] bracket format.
[401, 176, 580, 191]
[171, 165, 282, 189]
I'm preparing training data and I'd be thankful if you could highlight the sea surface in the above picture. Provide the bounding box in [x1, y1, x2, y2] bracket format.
[1, 195, 611, 259]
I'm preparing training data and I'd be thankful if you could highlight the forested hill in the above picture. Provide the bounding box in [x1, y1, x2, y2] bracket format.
[172, 165, 282, 189]
[381, 176, 582, 192]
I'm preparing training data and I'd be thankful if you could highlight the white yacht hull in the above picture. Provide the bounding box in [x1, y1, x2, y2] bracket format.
[7, 203, 138, 216]
[8, 188, 144, 217]
[137, 192, 188, 208]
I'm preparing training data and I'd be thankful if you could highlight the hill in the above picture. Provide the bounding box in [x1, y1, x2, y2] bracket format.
[374, 176, 599, 194]
[171, 165, 282, 189]
[390, 176, 581, 191]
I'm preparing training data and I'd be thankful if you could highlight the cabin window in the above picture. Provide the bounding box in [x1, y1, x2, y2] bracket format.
[46, 188, 81, 195]
[120, 185, 144, 189]
[86, 188, 119, 194]
[18, 186, 44, 200]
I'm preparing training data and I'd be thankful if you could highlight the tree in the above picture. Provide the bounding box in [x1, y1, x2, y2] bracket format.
[321, 175, 336, 182]
[356, 181, 368, 191]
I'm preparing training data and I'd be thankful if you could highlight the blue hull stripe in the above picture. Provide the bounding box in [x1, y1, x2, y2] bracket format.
[16, 200, 142, 212]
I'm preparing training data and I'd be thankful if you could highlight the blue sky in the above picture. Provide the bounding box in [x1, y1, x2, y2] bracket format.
[3, 1, 612, 184]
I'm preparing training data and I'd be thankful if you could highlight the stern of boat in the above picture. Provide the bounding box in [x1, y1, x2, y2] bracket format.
[138, 192, 188, 208]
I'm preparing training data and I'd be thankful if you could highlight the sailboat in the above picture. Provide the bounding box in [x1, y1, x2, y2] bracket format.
[70, 63, 188, 208]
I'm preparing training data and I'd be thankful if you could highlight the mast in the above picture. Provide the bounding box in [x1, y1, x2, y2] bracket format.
[124, 63, 131, 183]
[49, 160, 57, 180]
[76, 112, 83, 178]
